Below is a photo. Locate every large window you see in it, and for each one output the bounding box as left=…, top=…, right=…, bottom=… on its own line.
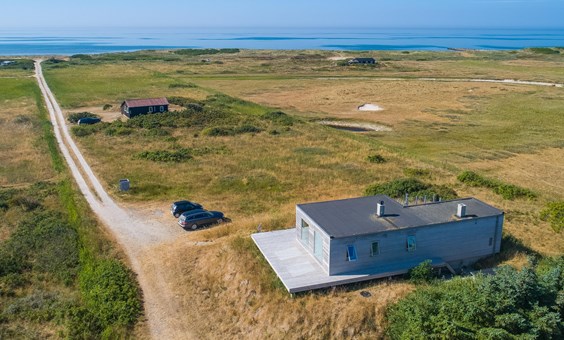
left=314, top=231, right=323, bottom=260
left=346, top=245, right=357, bottom=261
left=407, top=236, right=416, bottom=252
left=371, top=241, right=380, bottom=256
left=300, top=220, right=309, bottom=244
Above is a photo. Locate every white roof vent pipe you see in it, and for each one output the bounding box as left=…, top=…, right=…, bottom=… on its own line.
left=457, top=203, right=467, bottom=218
left=377, top=201, right=385, bottom=217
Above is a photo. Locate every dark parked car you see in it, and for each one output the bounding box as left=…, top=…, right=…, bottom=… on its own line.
left=77, top=117, right=101, bottom=125
left=171, top=200, right=203, bottom=218
left=178, top=209, right=225, bottom=230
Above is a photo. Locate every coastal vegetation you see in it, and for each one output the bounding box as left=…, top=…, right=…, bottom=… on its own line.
left=540, top=201, right=564, bottom=233
left=4, top=47, right=561, bottom=337
left=0, top=65, right=141, bottom=338
left=387, top=257, right=564, bottom=339
left=457, top=170, right=537, bottom=200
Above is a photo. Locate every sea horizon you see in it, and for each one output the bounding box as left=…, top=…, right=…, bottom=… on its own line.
left=1, top=26, right=564, bottom=56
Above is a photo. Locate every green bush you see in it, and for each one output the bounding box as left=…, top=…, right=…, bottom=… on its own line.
left=169, top=83, right=197, bottom=88
left=167, top=96, right=204, bottom=108
left=173, top=48, right=240, bottom=56
left=202, top=126, right=233, bottom=136
left=0, top=59, right=35, bottom=70
left=67, top=112, right=99, bottom=124
left=528, top=47, right=560, bottom=55
left=70, top=54, right=93, bottom=60
left=494, top=183, right=537, bottom=200
left=403, top=168, right=431, bottom=177
left=135, top=148, right=193, bottom=162
left=458, top=170, right=537, bottom=200
left=102, top=104, right=112, bottom=110
left=367, top=154, right=386, bottom=164
left=408, top=260, right=434, bottom=283
left=365, top=178, right=457, bottom=201
left=540, top=201, right=564, bottom=233
left=262, top=111, right=295, bottom=126
left=234, top=124, right=262, bottom=134
left=202, top=124, right=262, bottom=136
left=71, top=124, right=103, bottom=137
left=79, top=259, right=141, bottom=328
left=387, top=259, right=564, bottom=339
left=104, top=125, right=133, bottom=136
left=0, top=211, right=79, bottom=284
left=457, top=170, right=493, bottom=187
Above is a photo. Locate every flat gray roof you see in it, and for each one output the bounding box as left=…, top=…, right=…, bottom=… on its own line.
left=297, top=195, right=503, bottom=239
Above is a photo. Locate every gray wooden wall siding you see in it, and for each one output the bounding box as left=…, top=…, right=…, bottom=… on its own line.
left=296, top=208, right=331, bottom=273
left=327, top=214, right=503, bottom=275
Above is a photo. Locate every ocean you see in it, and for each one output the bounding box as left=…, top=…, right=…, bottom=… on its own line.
left=1, top=27, right=563, bottom=55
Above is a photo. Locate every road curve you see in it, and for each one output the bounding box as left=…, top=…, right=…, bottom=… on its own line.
left=34, top=60, right=187, bottom=339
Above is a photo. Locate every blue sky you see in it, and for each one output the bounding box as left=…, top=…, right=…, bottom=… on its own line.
left=2, top=0, right=563, bottom=28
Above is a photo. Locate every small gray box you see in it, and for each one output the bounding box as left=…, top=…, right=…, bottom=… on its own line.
left=119, top=179, right=130, bottom=191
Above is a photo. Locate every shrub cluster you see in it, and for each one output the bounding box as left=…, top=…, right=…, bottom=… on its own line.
left=528, top=47, right=560, bottom=55
left=403, top=168, right=431, bottom=177
left=387, top=258, right=564, bottom=339
left=540, top=201, right=564, bottom=233
left=202, top=124, right=262, bottom=136
left=173, top=48, right=240, bottom=56
left=365, top=178, right=457, bottom=201
left=367, top=154, right=386, bottom=164
left=135, top=148, right=193, bottom=163
left=0, top=59, right=34, bottom=70
left=261, top=111, right=295, bottom=126
left=458, top=170, right=537, bottom=200
left=67, top=112, right=100, bottom=124
left=79, top=259, right=141, bottom=328
left=169, top=83, right=197, bottom=88
left=0, top=211, right=79, bottom=285
left=167, top=96, right=204, bottom=108
left=407, top=260, right=434, bottom=284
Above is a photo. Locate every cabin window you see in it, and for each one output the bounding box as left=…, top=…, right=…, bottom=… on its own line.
left=346, top=245, right=357, bottom=262
left=149, top=106, right=154, bottom=113
left=300, top=220, right=309, bottom=245
left=370, top=242, right=380, bottom=256
left=489, top=237, right=493, bottom=246
left=407, top=236, right=416, bottom=252
left=160, top=106, right=164, bottom=112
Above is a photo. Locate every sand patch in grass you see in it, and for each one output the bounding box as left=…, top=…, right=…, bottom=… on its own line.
left=358, top=103, right=384, bottom=111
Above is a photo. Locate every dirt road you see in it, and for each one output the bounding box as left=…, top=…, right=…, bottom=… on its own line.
left=34, top=60, right=188, bottom=339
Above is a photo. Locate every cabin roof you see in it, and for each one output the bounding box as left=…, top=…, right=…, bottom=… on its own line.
left=122, top=97, right=169, bottom=108
left=297, top=195, right=503, bottom=238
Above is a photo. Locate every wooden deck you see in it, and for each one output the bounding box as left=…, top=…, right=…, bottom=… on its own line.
left=252, top=229, right=447, bottom=293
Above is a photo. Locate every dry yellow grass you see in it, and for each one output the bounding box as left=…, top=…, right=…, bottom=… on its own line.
left=191, top=78, right=534, bottom=126
left=468, top=148, right=564, bottom=200
left=0, top=84, right=56, bottom=186
left=140, top=234, right=414, bottom=339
